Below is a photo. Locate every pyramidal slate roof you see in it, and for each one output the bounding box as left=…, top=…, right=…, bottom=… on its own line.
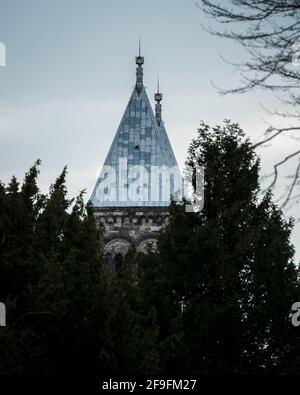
left=90, top=51, right=183, bottom=207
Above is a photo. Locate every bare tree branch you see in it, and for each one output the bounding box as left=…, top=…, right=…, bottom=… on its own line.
left=197, top=0, right=300, bottom=210
left=264, top=149, right=300, bottom=192
left=252, top=127, right=300, bottom=148
left=281, top=159, right=300, bottom=208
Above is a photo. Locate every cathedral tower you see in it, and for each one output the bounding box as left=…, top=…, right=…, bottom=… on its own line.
left=90, top=47, right=184, bottom=267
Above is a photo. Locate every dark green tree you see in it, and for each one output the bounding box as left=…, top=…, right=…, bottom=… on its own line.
left=106, top=246, right=160, bottom=375
left=139, top=121, right=300, bottom=375
left=0, top=164, right=111, bottom=376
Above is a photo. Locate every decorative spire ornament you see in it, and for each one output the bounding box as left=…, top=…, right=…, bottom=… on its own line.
left=154, top=76, right=162, bottom=125
left=135, top=39, right=144, bottom=95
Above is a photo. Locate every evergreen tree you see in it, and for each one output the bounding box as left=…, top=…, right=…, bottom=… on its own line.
left=139, top=121, right=300, bottom=375
left=0, top=164, right=111, bottom=376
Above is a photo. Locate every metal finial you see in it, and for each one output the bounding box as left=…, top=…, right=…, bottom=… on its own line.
left=155, top=76, right=162, bottom=102
left=135, top=39, right=144, bottom=94
left=136, top=38, right=144, bottom=66
left=154, top=76, right=163, bottom=125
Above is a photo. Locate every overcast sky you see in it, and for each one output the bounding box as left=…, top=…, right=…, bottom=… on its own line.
left=0, top=0, right=299, bottom=260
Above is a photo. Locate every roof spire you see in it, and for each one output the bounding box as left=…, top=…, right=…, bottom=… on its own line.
left=155, top=75, right=163, bottom=126
left=135, top=39, right=144, bottom=95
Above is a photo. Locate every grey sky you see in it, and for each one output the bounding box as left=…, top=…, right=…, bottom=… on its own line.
left=0, top=0, right=299, bottom=260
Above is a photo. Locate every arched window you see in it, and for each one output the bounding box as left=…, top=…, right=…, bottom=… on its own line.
left=114, top=253, right=123, bottom=272
left=137, top=239, right=158, bottom=254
